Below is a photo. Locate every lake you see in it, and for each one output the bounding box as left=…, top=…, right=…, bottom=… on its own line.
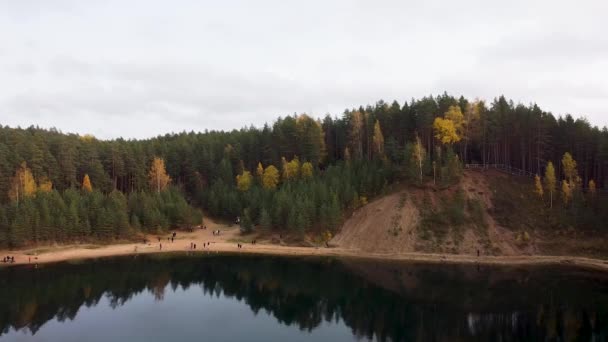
left=0, top=254, right=607, bottom=341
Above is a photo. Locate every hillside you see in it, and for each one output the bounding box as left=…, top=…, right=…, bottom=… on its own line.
left=331, top=170, right=608, bottom=259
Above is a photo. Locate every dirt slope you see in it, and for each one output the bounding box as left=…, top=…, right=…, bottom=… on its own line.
left=330, top=191, right=420, bottom=253
left=331, top=171, right=521, bottom=256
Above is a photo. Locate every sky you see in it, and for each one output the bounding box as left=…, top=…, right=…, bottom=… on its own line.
left=0, top=0, right=607, bottom=139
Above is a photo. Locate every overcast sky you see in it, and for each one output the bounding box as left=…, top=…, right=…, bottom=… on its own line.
left=1, top=0, right=607, bottom=139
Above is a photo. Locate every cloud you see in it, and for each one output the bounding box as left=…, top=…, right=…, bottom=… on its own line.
left=0, top=0, right=607, bottom=138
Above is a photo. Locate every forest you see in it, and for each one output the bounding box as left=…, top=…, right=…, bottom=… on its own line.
left=1, top=93, right=607, bottom=248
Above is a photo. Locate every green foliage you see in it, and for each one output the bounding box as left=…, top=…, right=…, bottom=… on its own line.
left=0, top=93, right=606, bottom=242
left=240, top=208, right=253, bottom=233
left=0, top=186, right=199, bottom=247
left=416, top=189, right=488, bottom=247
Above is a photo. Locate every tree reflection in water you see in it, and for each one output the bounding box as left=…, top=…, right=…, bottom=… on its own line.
left=0, top=254, right=606, bottom=341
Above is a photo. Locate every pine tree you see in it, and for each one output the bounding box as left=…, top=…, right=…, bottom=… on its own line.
left=327, top=193, right=341, bottom=231
left=259, top=208, right=272, bottom=229
left=240, top=208, right=253, bottom=233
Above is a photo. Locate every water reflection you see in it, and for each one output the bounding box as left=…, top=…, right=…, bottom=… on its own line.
left=0, top=254, right=607, bottom=341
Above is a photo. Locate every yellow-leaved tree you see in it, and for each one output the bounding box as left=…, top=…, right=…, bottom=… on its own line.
left=262, top=165, right=280, bottom=190
left=589, top=179, right=597, bottom=200
left=82, top=174, right=93, bottom=192
left=301, top=162, right=313, bottom=179
left=444, top=105, right=464, bottom=136
left=433, top=117, right=461, bottom=145
left=562, top=180, right=571, bottom=206
left=544, top=162, right=556, bottom=208
left=149, top=157, right=171, bottom=193
left=282, top=156, right=300, bottom=181
left=413, top=134, right=426, bottom=182
left=534, top=174, right=544, bottom=199
left=8, top=162, right=37, bottom=202
left=256, top=162, right=264, bottom=182
left=38, top=176, right=53, bottom=192
left=236, top=171, right=253, bottom=192
left=561, top=152, right=578, bottom=183
left=372, top=120, right=385, bottom=159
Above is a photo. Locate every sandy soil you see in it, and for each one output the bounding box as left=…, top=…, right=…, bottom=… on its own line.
left=1, top=217, right=607, bottom=272
left=331, top=171, right=525, bottom=255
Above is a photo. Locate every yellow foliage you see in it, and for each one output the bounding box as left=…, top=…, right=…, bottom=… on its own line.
left=561, top=152, right=578, bottom=183
left=544, top=162, right=557, bottom=208
left=534, top=174, right=544, bottom=198
left=323, top=230, right=332, bottom=243
left=148, top=157, right=171, bottom=193
left=256, top=162, right=264, bottom=181
left=433, top=117, right=461, bottom=145
left=561, top=180, right=571, bottom=206
left=589, top=179, right=597, bottom=197
left=360, top=196, right=368, bottom=205
left=8, top=162, right=37, bottom=202
left=444, top=105, right=464, bottom=134
left=262, top=165, right=280, bottom=190
left=38, top=177, right=53, bottom=192
left=236, top=171, right=253, bottom=192
left=282, top=156, right=300, bottom=181
left=301, top=162, right=313, bottom=179
left=79, top=134, right=96, bottom=142
left=413, top=135, right=426, bottom=181
left=372, top=120, right=385, bottom=158
left=82, top=174, right=93, bottom=192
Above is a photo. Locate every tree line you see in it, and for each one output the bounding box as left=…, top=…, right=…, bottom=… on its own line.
left=0, top=93, right=606, bottom=246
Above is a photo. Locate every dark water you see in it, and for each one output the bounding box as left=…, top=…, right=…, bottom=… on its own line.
left=0, top=254, right=607, bottom=342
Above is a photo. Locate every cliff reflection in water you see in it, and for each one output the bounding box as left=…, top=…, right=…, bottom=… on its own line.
left=0, top=254, right=607, bottom=341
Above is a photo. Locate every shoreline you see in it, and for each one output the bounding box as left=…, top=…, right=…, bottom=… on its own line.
left=2, top=239, right=608, bottom=272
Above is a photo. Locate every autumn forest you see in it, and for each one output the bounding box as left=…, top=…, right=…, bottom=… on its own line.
left=1, top=93, right=607, bottom=248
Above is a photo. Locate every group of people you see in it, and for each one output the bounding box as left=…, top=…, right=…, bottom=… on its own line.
left=2, top=256, right=15, bottom=263
left=212, top=230, right=221, bottom=236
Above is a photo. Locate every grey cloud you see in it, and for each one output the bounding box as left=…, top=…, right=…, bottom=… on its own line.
left=1, top=0, right=607, bottom=138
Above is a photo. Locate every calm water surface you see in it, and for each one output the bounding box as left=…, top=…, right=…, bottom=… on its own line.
left=0, top=254, right=607, bottom=341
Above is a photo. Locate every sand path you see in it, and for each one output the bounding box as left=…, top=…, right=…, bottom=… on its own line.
left=1, top=218, right=608, bottom=272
